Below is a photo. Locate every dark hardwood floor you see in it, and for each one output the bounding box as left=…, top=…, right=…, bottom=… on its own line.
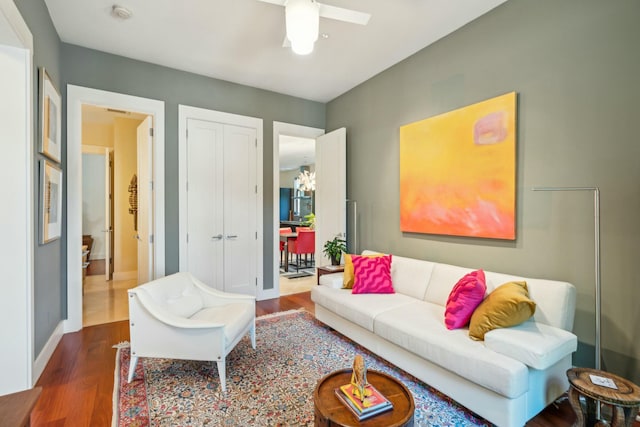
left=30, top=291, right=637, bottom=426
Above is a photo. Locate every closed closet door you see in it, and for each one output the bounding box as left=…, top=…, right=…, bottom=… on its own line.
left=185, top=118, right=257, bottom=296
left=222, top=125, right=257, bottom=295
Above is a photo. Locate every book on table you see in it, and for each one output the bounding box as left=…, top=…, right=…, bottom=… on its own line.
left=335, top=383, right=393, bottom=421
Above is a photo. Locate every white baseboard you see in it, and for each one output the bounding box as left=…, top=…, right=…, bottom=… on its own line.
left=33, top=321, right=64, bottom=385
left=113, top=271, right=137, bottom=281
left=258, top=287, right=279, bottom=301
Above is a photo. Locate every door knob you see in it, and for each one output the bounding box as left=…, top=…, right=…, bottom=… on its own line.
left=226, top=235, right=238, bottom=240
left=211, top=234, right=223, bottom=240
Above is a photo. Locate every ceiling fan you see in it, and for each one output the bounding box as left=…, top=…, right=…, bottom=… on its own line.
left=257, top=0, right=371, bottom=55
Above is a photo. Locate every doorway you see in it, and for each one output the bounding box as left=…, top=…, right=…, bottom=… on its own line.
left=80, top=105, right=149, bottom=326
left=278, top=135, right=317, bottom=295
left=65, top=86, right=165, bottom=333
left=271, top=122, right=324, bottom=299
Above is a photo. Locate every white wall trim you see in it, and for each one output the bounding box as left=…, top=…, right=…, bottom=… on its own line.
left=0, top=0, right=33, bottom=50
left=66, top=85, right=166, bottom=333
left=270, top=122, right=324, bottom=300
left=32, top=321, right=63, bottom=384
left=0, top=0, right=34, bottom=394
left=178, top=105, right=264, bottom=299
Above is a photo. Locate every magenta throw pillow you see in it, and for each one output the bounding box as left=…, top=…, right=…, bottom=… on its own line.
left=351, top=254, right=395, bottom=294
left=444, top=270, right=487, bottom=330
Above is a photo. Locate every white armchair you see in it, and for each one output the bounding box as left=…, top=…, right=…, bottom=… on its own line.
left=127, top=272, right=256, bottom=392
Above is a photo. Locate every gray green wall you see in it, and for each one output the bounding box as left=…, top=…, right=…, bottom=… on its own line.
left=14, top=0, right=65, bottom=358
left=17, top=0, right=324, bottom=357
left=327, top=0, right=640, bottom=382
left=61, top=44, right=325, bottom=288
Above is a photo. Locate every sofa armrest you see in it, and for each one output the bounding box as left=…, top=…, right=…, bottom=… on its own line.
left=484, top=321, right=577, bottom=370
left=319, top=272, right=344, bottom=288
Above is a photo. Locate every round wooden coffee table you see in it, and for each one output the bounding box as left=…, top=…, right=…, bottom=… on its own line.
left=313, top=369, right=415, bottom=427
left=567, top=368, right=640, bottom=427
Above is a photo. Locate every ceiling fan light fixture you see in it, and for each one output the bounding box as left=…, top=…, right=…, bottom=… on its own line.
left=285, top=0, right=319, bottom=55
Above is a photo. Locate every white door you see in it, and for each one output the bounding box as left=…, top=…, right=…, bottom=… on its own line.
left=185, top=118, right=225, bottom=289
left=185, top=119, right=257, bottom=295
left=222, top=125, right=257, bottom=295
left=315, top=128, right=347, bottom=265
left=136, top=116, right=154, bottom=284
left=104, top=148, right=113, bottom=281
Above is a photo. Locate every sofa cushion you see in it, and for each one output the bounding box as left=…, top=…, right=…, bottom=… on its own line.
left=352, top=254, right=394, bottom=294
left=484, top=321, right=577, bottom=370
left=311, top=286, right=415, bottom=332
left=374, top=301, right=529, bottom=398
left=388, top=254, right=435, bottom=300
left=444, top=269, right=487, bottom=330
left=343, top=253, right=383, bottom=289
left=483, top=271, right=576, bottom=331
left=469, top=281, right=536, bottom=341
left=424, top=263, right=476, bottom=306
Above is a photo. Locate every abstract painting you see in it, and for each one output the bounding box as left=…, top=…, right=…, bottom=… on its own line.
left=400, top=92, right=517, bottom=239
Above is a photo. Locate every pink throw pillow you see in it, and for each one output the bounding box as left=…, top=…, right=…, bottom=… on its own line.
left=351, top=255, right=395, bottom=294
left=444, top=270, right=487, bottom=330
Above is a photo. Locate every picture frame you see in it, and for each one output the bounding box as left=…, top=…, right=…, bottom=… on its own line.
left=40, top=159, right=63, bottom=244
left=39, top=67, right=62, bottom=163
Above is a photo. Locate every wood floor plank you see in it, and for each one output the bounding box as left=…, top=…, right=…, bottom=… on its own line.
left=30, top=292, right=638, bottom=427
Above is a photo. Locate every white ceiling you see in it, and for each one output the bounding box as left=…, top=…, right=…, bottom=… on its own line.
left=44, top=0, right=508, bottom=103
left=279, top=134, right=315, bottom=171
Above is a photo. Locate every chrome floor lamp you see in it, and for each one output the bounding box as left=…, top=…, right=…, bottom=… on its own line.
left=531, top=186, right=601, bottom=370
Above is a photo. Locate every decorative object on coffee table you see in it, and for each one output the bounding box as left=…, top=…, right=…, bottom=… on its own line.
left=567, top=367, right=640, bottom=427
left=351, top=354, right=368, bottom=400
left=314, top=368, right=414, bottom=427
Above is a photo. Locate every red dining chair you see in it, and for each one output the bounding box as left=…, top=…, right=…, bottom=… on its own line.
left=290, top=229, right=315, bottom=272
left=279, top=227, right=292, bottom=267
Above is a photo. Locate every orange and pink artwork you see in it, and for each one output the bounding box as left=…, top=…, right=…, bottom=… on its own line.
left=399, top=92, right=517, bottom=240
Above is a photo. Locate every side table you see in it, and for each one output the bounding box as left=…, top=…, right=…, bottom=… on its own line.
left=567, top=368, right=640, bottom=427
left=317, top=265, right=344, bottom=286
left=314, top=369, right=414, bottom=427
left=0, top=386, right=42, bottom=426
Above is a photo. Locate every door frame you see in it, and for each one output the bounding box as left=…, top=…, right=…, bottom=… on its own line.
left=66, top=85, right=165, bottom=332
left=0, top=0, right=34, bottom=392
left=178, top=105, right=264, bottom=297
left=269, top=122, right=324, bottom=300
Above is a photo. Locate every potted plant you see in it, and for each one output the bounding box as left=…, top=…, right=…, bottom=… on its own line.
left=323, top=236, right=347, bottom=266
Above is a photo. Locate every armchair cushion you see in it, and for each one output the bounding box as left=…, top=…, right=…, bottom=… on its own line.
left=190, top=302, right=255, bottom=342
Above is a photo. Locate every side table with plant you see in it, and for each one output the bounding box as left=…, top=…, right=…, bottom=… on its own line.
left=323, top=236, right=347, bottom=266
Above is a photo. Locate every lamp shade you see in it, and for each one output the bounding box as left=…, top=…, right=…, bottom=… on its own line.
left=285, top=0, right=319, bottom=55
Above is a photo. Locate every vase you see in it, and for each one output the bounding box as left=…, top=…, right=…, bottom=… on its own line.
left=330, top=255, right=340, bottom=266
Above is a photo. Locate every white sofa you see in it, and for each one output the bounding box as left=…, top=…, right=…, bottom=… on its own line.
left=311, top=251, right=577, bottom=427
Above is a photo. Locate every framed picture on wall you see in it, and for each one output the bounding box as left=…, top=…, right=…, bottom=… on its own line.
left=40, top=159, right=63, bottom=244
left=39, top=67, right=61, bottom=163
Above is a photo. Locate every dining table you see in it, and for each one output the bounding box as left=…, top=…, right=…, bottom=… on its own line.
left=279, top=232, right=297, bottom=272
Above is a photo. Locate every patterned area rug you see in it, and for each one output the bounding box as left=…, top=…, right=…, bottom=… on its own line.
left=113, top=310, right=492, bottom=426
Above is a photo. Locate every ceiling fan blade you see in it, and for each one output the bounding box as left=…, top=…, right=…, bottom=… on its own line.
left=256, top=0, right=287, bottom=6
left=317, top=2, right=370, bottom=25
